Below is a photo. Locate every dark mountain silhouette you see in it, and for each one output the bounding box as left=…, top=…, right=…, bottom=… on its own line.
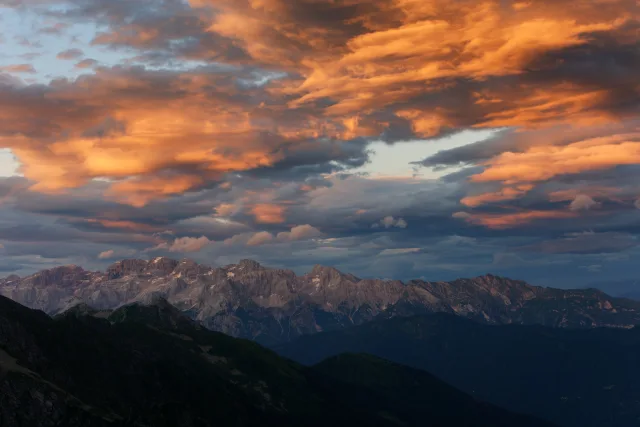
left=0, top=295, right=555, bottom=427
left=275, top=313, right=640, bottom=427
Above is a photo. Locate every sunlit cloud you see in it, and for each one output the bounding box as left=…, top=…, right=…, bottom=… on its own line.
left=0, top=0, right=637, bottom=284
left=569, top=195, right=600, bottom=211
left=97, top=249, right=114, bottom=259
left=251, top=204, right=286, bottom=224
left=152, top=235, right=212, bottom=253
left=0, top=64, right=36, bottom=74
left=453, top=210, right=577, bottom=229
left=56, top=48, right=84, bottom=60
left=471, top=133, right=640, bottom=186
left=276, top=224, right=323, bottom=241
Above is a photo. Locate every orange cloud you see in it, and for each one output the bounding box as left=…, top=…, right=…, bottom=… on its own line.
left=97, top=249, right=115, bottom=259
left=548, top=187, right=622, bottom=202
left=0, top=68, right=311, bottom=205
left=85, top=219, right=161, bottom=232
left=472, top=132, right=640, bottom=185
left=455, top=210, right=577, bottom=229
left=106, top=175, right=207, bottom=207
left=0, top=64, right=36, bottom=74
left=461, top=184, right=534, bottom=207
left=182, top=0, right=639, bottom=148
left=474, top=86, right=618, bottom=130
left=458, top=129, right=640, bottom=210
left=251, top=203, right=286, bottom=224
left=1, top=0, right=637, bottom=214
left=1, top=64, right=376, bottom=205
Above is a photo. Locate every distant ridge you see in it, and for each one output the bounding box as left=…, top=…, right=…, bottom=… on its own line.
left=2, top=257, right=639, bottom=345
left=275, top=313, right=640, bottom=427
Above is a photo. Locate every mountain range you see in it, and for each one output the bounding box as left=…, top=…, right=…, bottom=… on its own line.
left=1, top=257, right=639, bottom=345
left=0, top=294, right=554, bottom=427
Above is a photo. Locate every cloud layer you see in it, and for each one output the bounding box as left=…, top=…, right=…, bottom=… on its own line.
left=0, top=0, right=638, bottom=290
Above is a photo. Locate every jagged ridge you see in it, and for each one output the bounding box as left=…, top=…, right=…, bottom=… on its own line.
left=1, top=257, right=639, bottom=345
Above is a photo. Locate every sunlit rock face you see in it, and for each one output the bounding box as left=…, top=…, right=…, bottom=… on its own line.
left=1, top=258, right=638, bottom=345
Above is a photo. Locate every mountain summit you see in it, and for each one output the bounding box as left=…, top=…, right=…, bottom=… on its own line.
left=1, top=258, right=639, bottom=345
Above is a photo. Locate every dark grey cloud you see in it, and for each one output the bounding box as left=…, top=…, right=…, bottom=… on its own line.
left=245, top=137, right=372, bottom=181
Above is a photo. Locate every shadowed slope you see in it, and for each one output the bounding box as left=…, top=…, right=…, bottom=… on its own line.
left=276, top=313, right=640, bottom=427
left=0, top=296, right=555, bottom=427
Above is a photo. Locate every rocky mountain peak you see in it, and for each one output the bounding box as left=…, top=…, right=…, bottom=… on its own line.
left=172, top=258, right=212, bottom=279
left=23, top=265, right=88, bottom=288
left=148, top=257, right=180, bottom=274
left=310, top=264, right=342, bottom=278
left=308, top=264, right=360, bottom=284
left=106, top=259, right=149, bottom=279
left=237, top=259, right=263, bottom=271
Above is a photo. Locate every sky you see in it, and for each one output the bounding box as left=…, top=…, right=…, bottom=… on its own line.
left=0, top=0, right=638, bottom=293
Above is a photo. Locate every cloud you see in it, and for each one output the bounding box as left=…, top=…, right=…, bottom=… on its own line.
left=39, top=22, right=70, bottom=35
left=0, top=64, right=36, bottom=74
left=276, top=224, right=322, bottom=242
left=418, top=123, right=639, bottom=169
left=56, top=48, right=84, bottom=60
left=0, top=0, right=638, bottom=287
left=569, top=195, right=600, bottom=211
left=373, top=216, right=408, bottom=229
left=223, top=225, right=322, bottom=248
left=379, top=248, right=422, bottom=256
left=0, top=65, right=372, bottom=206
left=251, top=204, right=286, bottom=224
left=75, top=58, right=99, bottom=69
left=153, top=235, right=212, bottom=253
left=189, top=0, right=638, bottom=142
left=223, top=231, right=272, bottom=247
left=97, top=249, right=114, bottom=259
left=0, top=0, right=636, bottom=222
left=471, top=133, right=640, bottom=187
left=454, top=210, right=577, bottom=229
left=438, top=122, right=640, bottom=212
left=247, top=231, right=274, bottom=246
left=461, top=185, right=534, bottom=207
left=548, top=186, right=621, bottom=203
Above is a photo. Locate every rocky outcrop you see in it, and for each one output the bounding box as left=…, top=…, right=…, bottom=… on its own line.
left=1, top=258, right=639, bottom=345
